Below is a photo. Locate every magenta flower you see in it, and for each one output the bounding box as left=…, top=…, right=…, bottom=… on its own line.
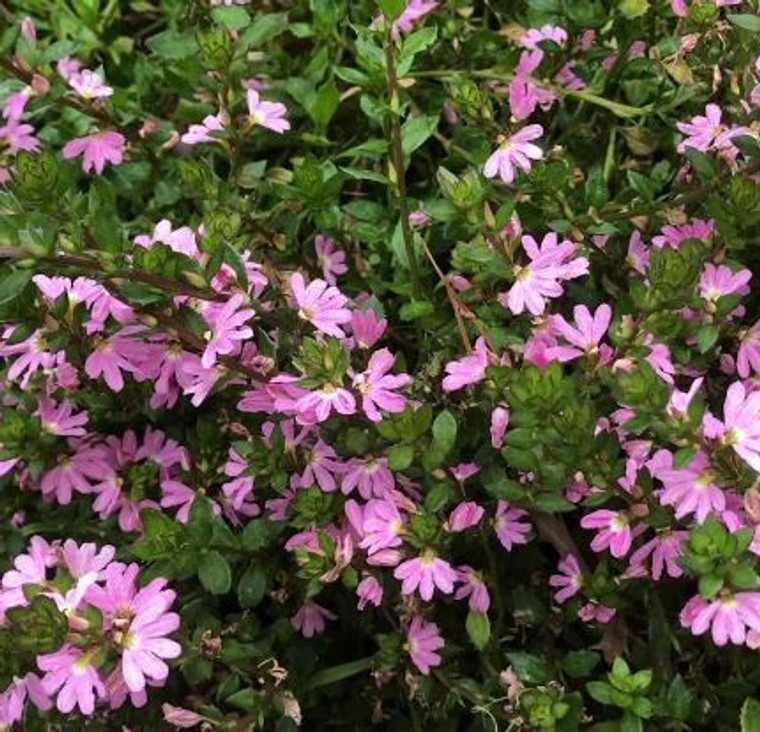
left=356, top=574, right=383, bottom=610
left=677, top=103, right=726, bottom=153
left=405, top=616, right=444, bottom=675
left=521, top=24, right=568, bottom=48
left=350, top=310, right=387, bottom=349
left=61, top=540, right=115, bottom=581
left=490, top=406, right=510, bottom=448
left=394, top=549, right=458, bottom=601
left=681, top=592, right=760, bottom=646
left=493, top=501, right=531, bottom=551
left=247, top=90, right=290, bottom=134
left=626, top=230, right=650, bottom=274
left=483, top=125, right=544, bottom=185
left=545, top=304, right=612, bottom=363
left=738, top=322, right=760, bottom=378
left=549, top=555, right=583, bottom=604
left=341, top=456, right=394, bottom=499
left=40, top=441, right=114, bottom=505
left=315, top=235, right=348, bottom=285
left=201, top=294, right=255, bottom=368
left=297, top=439, right=344, bottom=492
left=712, top=382, right=760, bottom=472
left=37, top=397, right=89, bottom=437
left=628, top=530, right=687, bottom=580
left=454, top=566, right=490, bottom=612
left=63, top=130, right=125, bottom=174
left=181, top=114, right=225, bottom=145
left=294, top=384, right=356, bottom=423
left=666, top=377, right=704, bottom=418
left=0, top=673, right=51, bottom=726
left=290, top=272, right=351, bottom=338
left=390, top=0, right=438, bottom=38
left=700, top=263, right=751, bottom=304
left=581, top=509, right=633, bottom=558
left=353, top=348, right=411, bottom=422
left=578, top=602, right=616, bottom=624
left=85, top=331, right=141, bottom=391
left=447, top=501, right=484, bottom=532
left=656, top=451, right=725, bottom=524
left=500, top=233, right=589, bottom=316
left=442, top=336, right=490, bottom=392
left=68, top=69, right=113, bottom=100
left=291, top=602, right=336, bottom=637
left=360, top=499, right=406, bottom=555
left=0, top=119, right=41, bottom=153
left=37, top=646, right=106, bottom=715
left=652, top=218, right=713, bottom=249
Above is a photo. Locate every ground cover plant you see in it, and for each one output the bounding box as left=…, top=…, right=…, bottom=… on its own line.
left=2, top=0, right=760, bottom=729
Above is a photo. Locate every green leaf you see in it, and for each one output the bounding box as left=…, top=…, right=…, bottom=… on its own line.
left=401, top=115, right=439, bottom=157
left=684, top=148, right=715, bottom=179
left=432, top=410, right=457, bottom=456
left=309, top=79, right=340, bottom=129
left=237, top=565, right=267, bottom=608
left=621, top=712, right=643, bottom=732
left=562, top=650, right=600, bottom=679
left=619, top=0, right=649, bottom=19
left=666, top=675, right=694, bottom=722
left=402, top=26, right=438, bottom=56
left=387, top=444, right=414, bottom=471
left=741, top=698, right=760, bottom=732
left=698, top=572, right=723, bottom=599
left=198, top=551, right=232, bottom=595
left=506, top=652, right=553, bottom=683
left=465, top=611, right=491, bottom=650
left=728, top=14, right=760, bottom=32
left=0, top=269, right=32, bottom=305
left=533, top=492, right=575, bottom=512
left=399, top=300, right=435, bottom=321
left=146, top=31, right=199, bottom=59
left=586, top=680, right=614, bottom=705
left=305, top=657, right=373, bottom=690
left=210, top=6, right=251, bottom=29
left=239, top=12, right=288, bottom=49
left=379, top=0, right=406, bottom=21
left=697, top=324, right=720, bottom=353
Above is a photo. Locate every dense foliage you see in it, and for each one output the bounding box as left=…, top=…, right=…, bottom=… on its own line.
left=2, top=0, right=760, bottom=729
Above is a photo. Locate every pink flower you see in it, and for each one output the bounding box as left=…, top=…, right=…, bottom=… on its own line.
left=549, top=555, right=583, bottom=604
left=483, top=125, right=544, bottom=185
left=490, top=406, right=510, bottom=448
left=290, top=272, right=351, bottom=338
left=291, top=602, right=336, bottom=637
left=677, top=103, right=727, bottom=153
left=442, top=336, right=490, bottom=392
left=447, top=501, right=484, bottom=532
left=700, top=263, right=751, bottom=304
left=0, top=118, right=40, bottom=153
left=545, top=304, right=612, bottom=363
left=680, top=592, right=760, bottom=646
left=667, top=377, right=704, bottom=418
left=63, top=131, right=125, bottom=174
left=493, top=501, right=531, bottom=551
left=315, top=235, right=347, bottom=285
left=39, top=441, right=114, bottom=505
left=360, top=498, right=406, bottom=555
left=353, top=348, right=411, bottom=422
left=626, top=230, right=650, bottom=274
left=38, top=646, right=106, bottom=715
left=408, top=208, right=429, bottom=227
left=0, top=674, right=50, bottom=726
left=356, top=574, right=383, bottom=610
left=36, top=397, right=89, bottom=437
left=350, top=310, right=387, bottom=349
left=294, top=384, right=356, bottom=423
left=712, top=381, right=760, bottom=472
left=521, top=24, right=568, bottom=48
left=652, top=218, right=714, bottom=249
left=85, top=331, right=141, bottom=391
left=391, top=0, right=438, bottom=38
left=201, top=294, right=255, bottom=368
left=581, top=509, right=633, bottom=558
left=394, top=550, right=457, bottom=601
left=68, top=69, right=113, bottom=100
left=341, top=456, right=394, bottom=499
left=247, top=90, right=290, bottom=134
left=454, top=566, right=490, bottom=612
left=57, top=57, right=82, bottom=80
left=181, top=114, right=225, bottom=145
left=628, top=531, right=687, bottom=580
left=738, top=322, right=760, bottom=378
left=578, top=602, right=616, bottom=624
left=405, top=616, right=444, bottom=675
left=297, top=439, right=344, bottom=492
left=655, top=451, right=725, bottom=523
left=500, top=233, right=589, bottom=316
left=162, top=704, right=213, bottom=728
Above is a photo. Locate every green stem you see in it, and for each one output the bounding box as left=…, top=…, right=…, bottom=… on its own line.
left=385, top=35, right=422, bottom=299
